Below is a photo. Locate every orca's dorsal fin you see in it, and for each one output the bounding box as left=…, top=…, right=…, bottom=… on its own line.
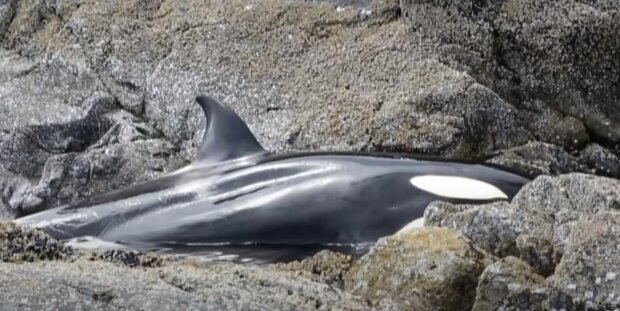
left=194, top=95, right=267, bottom=164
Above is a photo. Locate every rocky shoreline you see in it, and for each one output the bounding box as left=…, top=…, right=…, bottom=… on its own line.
left=1, top=0, right=619, bottom=310
left=0, top=172, right=618, bottom=310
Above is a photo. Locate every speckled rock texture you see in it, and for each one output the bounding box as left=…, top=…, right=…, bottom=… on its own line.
left=427, top=173, right=620, bottom=310
left=472, top=256, right=547, bottom=311
left=546, top=212, right=620, bottom=310
left=0, top=259, right=375, bottom=311
left=0, top=220, right=381, bottom=310
left=344, top=227, right=493, bottom=310
left=0, top=221, right=73, bottom=262
left=274, top=249, right=355, bottom=289
left=1, top=0, right=620, bottom=310
left=400, top=0, right=620, bottom=147
left=1, top=0, right=619, bottom=216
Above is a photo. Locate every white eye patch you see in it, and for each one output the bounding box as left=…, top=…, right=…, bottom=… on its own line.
left=409, top=175, right=508, bottom=200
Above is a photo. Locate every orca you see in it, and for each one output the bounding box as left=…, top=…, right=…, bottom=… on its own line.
left=14, top=95, right=531, bottom=252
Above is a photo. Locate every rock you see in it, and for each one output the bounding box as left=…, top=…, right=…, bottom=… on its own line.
left=0, top=0, right=16, bottom=40
left=579, top=143, right=620, bottom=178
left=520, top=100, right=590, bottom=151
left=1, top=93, right=182, bottom=215
left=513, top=227, right=554, bottom=277
left=546, top=212, right=620, bottom=310
left=487, top=141, right=587, bottom=177
left=513, top=173, right=620, bottom=225
left=0, top=52, right=104, bottom=130
left=368, top=59, right=530, bottom=158
left=158, top=262, right=372, bottom=311
left=0, top=259, right=372, bottom=310
left=0, top=220, right=377, bottom=310
left=472, top=256, right=547, bottom=311
left=0, top=221, right=73, bottom=262
left=425, top=200, right=555, bottom=276
left=0, top=91, right=115, bottom=178
left=426, top=173, right=620, bottom=276
left=400, top=0, right=620, bottom=148
left=492, top=0, right=620, bottom=145
left=425, top=201, right=533, bottom=258
left=274, top=250, right=354, bottom=289
left=344, top=227, right=492, bottom=311
left=426, top=175, right=620, bottom=310
left=4, top=0, right=537, bottom=161
left=88, top=249, right=164, bottom=269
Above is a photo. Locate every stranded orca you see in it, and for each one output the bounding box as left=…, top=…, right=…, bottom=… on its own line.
left=15, top=95, right=531, bottom=255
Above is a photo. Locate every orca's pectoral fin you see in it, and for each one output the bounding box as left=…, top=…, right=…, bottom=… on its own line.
left=195, top=96, right=267, bottom=165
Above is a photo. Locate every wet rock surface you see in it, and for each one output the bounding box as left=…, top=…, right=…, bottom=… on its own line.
left=1, top=0, right=620, bottom=310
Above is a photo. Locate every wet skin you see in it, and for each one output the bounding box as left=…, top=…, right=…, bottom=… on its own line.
left=15, top=96, right=531, bottom=251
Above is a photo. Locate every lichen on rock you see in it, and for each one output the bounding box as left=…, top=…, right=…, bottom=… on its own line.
left=344, top=227, right=493, bottom=310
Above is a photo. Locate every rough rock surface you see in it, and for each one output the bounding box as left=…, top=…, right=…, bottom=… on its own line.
left=427, top=173, right=620, bottom=275
left=0, top=221, right=73, bottom=262
left=1, top=0, right=620, bottom=310
left=2, top=0, right=619, bottom=218
left=487, top=141, right=588, bottom=177
left=0, top=259, right=373, bottom=311
left=400, top=0, right=620, bottom=146
left=547, top=212, right=620, bottom=310
left=368, top=59, right=530, bottom=157
left=274, top=249, right=354, bottom=289
left=0, top=220, right=377, bottom=310
left=513, top=173, right=620, bottom=225
left=0, top=90, right=182, bottom=216
left=344, top=227, right=492, bottom=311
left=578, top=143, right=620, bottom=178
left=425, top=201, right=534, bottom=259
left=427, top=174, right=620, bottom=310
left=472, top=256, right=547, bottom=311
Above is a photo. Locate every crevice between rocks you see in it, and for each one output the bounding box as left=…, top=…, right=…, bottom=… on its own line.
left=43, top=4, right=176, bottom=149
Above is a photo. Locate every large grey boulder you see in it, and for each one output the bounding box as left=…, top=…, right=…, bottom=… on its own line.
left=472, top=256, right=547, bottom=311
left=344, top=227, right=492, bottom=311
left=427, top=173, right=620, bottom=276
left=427, top=173, right=620, bottom=310
left=400, top=0, right=620, bottom=147
left=1, top=0, right=620, bottom=310
left=546, top=212, right=620, bottom=310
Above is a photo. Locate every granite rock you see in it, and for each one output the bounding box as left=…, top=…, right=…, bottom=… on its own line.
left=472, top=256, right=547, bottom=311
left=546, top=212, right=620, bottom=310
left=344, top=227, right=492, bottom=311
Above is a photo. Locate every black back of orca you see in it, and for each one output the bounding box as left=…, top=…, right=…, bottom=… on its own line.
left=15, top=95, right=531, bottom=249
